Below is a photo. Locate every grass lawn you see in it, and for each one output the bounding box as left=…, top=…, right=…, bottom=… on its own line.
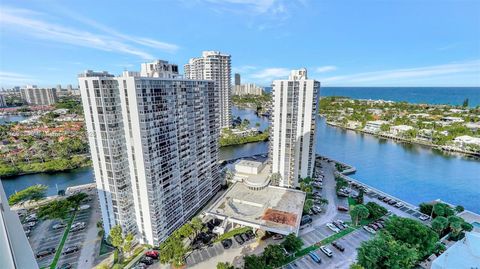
left=49, top=212, right=76, bottom=269
left=120, top=246, right=147, bottom=267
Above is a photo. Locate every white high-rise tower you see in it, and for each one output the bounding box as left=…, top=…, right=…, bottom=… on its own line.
left=270, top=68, right=320, bottom=187
left=78, top=60, right=221, bottom=245
left=185, top=51, right=232, bottom=128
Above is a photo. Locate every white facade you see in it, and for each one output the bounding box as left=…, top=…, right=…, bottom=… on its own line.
left=390, top=125, right=414, bottom=135
left=364, top=120, right=389, bottom=133
left=0, top=183, right=39, bottom=269
left=21, top=87, right=57, bottom=105
left=232, top=83, right=263, bottom=96
left=79, top=62, right=221, bottom=246
left=270, top=69, right=320, bottom=187
left=0, top=94, right=6, bottom=107
left=185, top=51, right=232, bottom=128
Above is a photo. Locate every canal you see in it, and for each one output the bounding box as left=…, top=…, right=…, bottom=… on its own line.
left=2, top=107, right=479, bottom=213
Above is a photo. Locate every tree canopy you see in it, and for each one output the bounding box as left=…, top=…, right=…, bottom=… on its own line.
left=357, top=232, right=418, bottom=269
left=384, top=217, right=438, bottom=257
left=37, top=199, right=72, bottom=220
left=365, top=202, right=387, bottom=220
left=351, top=204, right=370, bottom=226
left=8, top=184, right=47, bottom=205
left=281, top=233, right=303, bottom=253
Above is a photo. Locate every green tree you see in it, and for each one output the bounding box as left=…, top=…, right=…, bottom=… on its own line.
left=37, top=199, right=72, bottom=220
left=244, top=254, right=267, bottom=269
left=380, top=124, right=390, bottom=132
left=419, top=203, right=433, bottom=215
left=8, top=184, right=47, bottom=205
left=217, top=262, right=235, bottom=269
left=365, top=202, right=388, bottom=220
left=350, top=263, right=365, bottom=269
left=66, top=192, right=88, bottom=209
left=108, top=225, right=125, bottom=262
left=262, top=244, right=287, bottom=267
left=385, top=216, right=439, bottom=257
left=433, top=203, right=445, bottom=217
left=431, top=216, right=448, bottom=235
left=282, top=233, right=303, bottom=253
left=357, top=232, right=418, bottom=269
left=303, top=199, right=314, bottom=214
left=455, top=205, right=465, bottom=213
left=122, top=233, right=134, bottom=257
left=351, top=204, right=369, bottom=226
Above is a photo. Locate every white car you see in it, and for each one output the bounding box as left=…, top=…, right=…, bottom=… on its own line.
left=272, top=234, right=284, bottom=240
left=25, top=221, right=36, bottom=228
left=79, top=205, right=90, bottom=210
left=320, top=246, right=333, bottom=257
left=326, top=223, right=340, bottom=233
left=336, top=219, right=348, bottom=227
left=70, top=222, right=86, bottom=231
left=363, top=225, right=376, bottom=234
left=418, top=215, right=430, bottom=221
left=395, top=202, right=404, bottom=208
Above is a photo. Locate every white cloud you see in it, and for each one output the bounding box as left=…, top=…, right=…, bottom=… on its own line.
left=249, top=67, right=291, bottom=84
left=315, top=66, right=337, bottom=73
left=321, top=60, right=480, bottom=86
left=0, top=71, right=37, bottom=85
left=0, top=7, right=179, bottom=59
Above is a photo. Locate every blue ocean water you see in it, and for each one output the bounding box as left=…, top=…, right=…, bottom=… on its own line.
left=264, top=87, right=480, bottom=107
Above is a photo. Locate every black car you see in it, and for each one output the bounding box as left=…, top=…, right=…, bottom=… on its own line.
left=234, top=234, right=244, bottom=245
left=140, top=257, right=154, bottom=265
left=245, top=230, right=255, bottom=240
left=221, top=239, right=233, bottom=249
left=62, top=246, right=79, bottom=255
left=332, top=241, right=345, bottom=252
left=36, top=248, right=56, bottom=258
left=241, top=233, right=249, bottom=242
left=57, top=263, right=72, bottom=269
left=376, top=195, right=385, bottom=200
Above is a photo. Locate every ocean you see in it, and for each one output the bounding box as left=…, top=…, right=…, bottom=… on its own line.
left=264, top=87, right=480, bottom=107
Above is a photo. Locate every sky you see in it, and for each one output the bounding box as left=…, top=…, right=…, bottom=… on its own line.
left=0, top=0, right=479, bottom=88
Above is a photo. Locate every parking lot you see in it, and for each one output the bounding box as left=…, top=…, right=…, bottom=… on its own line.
left=26, top=192, right=96, bottom=269
left=284, top=229, right=373, bottom=269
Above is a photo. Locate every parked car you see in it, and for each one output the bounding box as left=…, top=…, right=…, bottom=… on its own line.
left=332, top=221, right=344, bottom=230
left=337, top=206, right=349, bottom=212
left=336, top=219, right=348, bottom=227
left=245, top=230, right=255, bottom=240
left=70, top=222, right=86, bottom=232
left=26, top=221, right=36, bottom=228
left=57, top=263, right=72, bottom=269
left=62, top=246, right=79, bottom=255
left=308, top=252, right=322, bottom=264
left=25, top=229, right=31, bottom=236
left=145, top=250, right=159, bottom=259
left=36, top=248, right=56, bottom=258
left=320, top=246, right=333, bottom=257
left=395, top=202, right=404, bottom=208
left=272, top=234, right=284, bottom=240
left=241, top=233, right=249, bottom=242
left=221, top=239, right=233, bottom=249
left=234, top=234, right=244, bottom=245
left=301, top=215, right=312, bottom=226
left=369, top=223, right=379, bottom=231
left=52, top=223, right=66, bottom=230
left=132, top=264, right=147, bottom=269
left=332, top=241, right=345, bottom=252
left=363, top=225, right=376, bottom=234
left=377, top=195, right=385, bottom=200
left=419, top=215, right=430, bottom=221
left=326, top=223, right=340, bottom=233
left=79, top=204, right=90, bottom=210
left=383, top=197, right=391, bottom=202
left=139, top=257, right=154, bottom=265
left=25, top=214, right=37, bottom=222
left=388, top=200, right=397, bottom=205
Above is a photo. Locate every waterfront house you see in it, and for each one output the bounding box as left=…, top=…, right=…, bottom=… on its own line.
left=363, top=120, right=389, bottom=133
left=453, top=135, right=480, bottom=150
left=465, top=122, right=480, bottom=132
left=441, top=116, right=465, bottom=124
left=390, top=125, right=414, bottom=136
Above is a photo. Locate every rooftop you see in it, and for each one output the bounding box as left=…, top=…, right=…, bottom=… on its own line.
left=431, top=232, right=480, bottom=269
left=206, top=181, right=306, bottom=235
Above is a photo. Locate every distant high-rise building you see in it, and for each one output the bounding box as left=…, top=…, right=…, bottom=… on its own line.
left=234, top=73, right=241, bottom=86
left=232, top=83, right=263, bottom=96
left=270, top=69, right=320, bottom=187
left=67, top=84, right=73, bottom=92
left=0, top=183, right=39, bottom=269
left=21, top=87, right=57, bottom=105
left=185, top=51, right=232, bottom=128
left=56, top=84, right=62, bottom=92
left=0, top=94, right=6, bottom=107
left=79, top=60, right=221, bottom=245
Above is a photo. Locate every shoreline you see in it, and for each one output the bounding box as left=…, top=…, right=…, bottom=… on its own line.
left=325, top=121, right=480, bottom=158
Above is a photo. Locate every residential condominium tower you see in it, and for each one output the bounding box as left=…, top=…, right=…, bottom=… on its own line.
left=184, top=51, right=232, bottom=128
left=270, top=69, right=320, bottom=188
left=78, top=60, right=221, bottom=245
left=21, top=86, right=57, bottom=105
